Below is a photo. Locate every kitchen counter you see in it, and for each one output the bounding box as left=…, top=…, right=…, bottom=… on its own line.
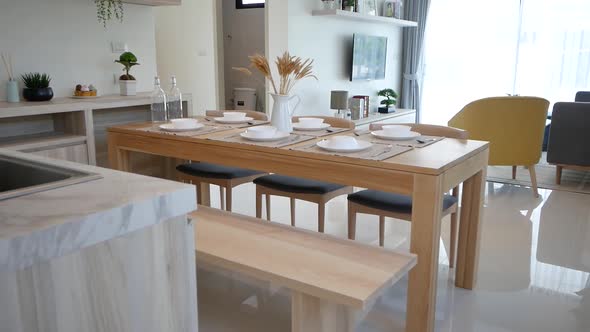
left=0, top=148, right=196, bottom=272
left=0, top=149, right=199, bottom=332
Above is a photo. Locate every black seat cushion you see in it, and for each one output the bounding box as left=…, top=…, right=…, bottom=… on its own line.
left=253, top=174, right=346, bottom=194
left=176, top=162, right=264, bottom=180
left=347, top=190, right=458, bottom=214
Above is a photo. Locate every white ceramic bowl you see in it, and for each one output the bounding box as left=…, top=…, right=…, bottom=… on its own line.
left=223, top=112, right=247, bottom=121
left=382, top=125, right=412, bottom=136
left=246, top=126, right=277, bottom=139
left=170, top=118, right=199, bottom=129
left=297, top=117, right=325, bottom=128
left=326, top=136, right=358, bottom=149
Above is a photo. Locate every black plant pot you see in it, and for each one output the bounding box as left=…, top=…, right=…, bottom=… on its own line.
left=23, top=87, right=54, bottom=102
left=378, top=106, right=396, bottom=114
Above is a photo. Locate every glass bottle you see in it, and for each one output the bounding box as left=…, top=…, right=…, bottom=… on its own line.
left=150, top=76, right=167, bottom=122
left=167, top=76, right=183, bottom=120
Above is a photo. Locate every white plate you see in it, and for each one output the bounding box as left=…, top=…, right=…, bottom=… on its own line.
left=316, top=139, right=373, bottom=153
left=240, top=131, right=290, bottom=142
left=371, top=130, right=421, bottom=141
left=292, top=123, right=331, bottom=131
left=214, top=116, right=254, bottom=124
left=159, top=123, right=204, bottom=132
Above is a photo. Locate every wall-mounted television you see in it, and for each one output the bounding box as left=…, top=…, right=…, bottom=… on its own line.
left=350, top=34, right=388, bottom=81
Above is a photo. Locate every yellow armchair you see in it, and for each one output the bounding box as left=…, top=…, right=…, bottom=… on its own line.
left=448, top=96, right=549, bottom=197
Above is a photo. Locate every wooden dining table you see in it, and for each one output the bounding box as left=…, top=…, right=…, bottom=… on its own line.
left=107, top=120, right=489, bottom=332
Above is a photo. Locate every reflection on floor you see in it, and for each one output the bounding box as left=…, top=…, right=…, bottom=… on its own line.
left=197, top=182, right=590, bottom=332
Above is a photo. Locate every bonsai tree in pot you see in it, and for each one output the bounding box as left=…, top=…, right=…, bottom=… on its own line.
left=343, top=0, right=355, bottom=11
left=115, top=52, right=140, bottom=96
left=377, top=88, right=398, bottom=113
left=21, top=73, right=53, bottom=102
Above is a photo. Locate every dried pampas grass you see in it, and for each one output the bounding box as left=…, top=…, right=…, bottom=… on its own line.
left=233, top=52, right=317, bottom=95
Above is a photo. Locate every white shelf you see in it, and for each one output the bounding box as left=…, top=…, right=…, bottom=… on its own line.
left=312, top=9, right=417, bottom=27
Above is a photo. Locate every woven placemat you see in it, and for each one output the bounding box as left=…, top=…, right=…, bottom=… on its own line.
left=208, top=132, right=315, bottom=148
left=135, top=124, right=230, bottom=137
left=291, top=141, right=412, bottom=161
left=292, top=127, right=350, bottom=137
left=357, top=133, right=445, bottom=148
left=199, top=117, right=270, bottom=129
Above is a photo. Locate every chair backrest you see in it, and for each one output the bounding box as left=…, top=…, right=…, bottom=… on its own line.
left=448, top=96, right=549, bottom=166
left=369, top=123, right=468, bottom=139
left=575, top=91, right=590, bottom=102
left=547, top=102, right=590, bottom=167
left=292, top=116, right=355, bottom=129
left=206, top=110, right=268, bottom=121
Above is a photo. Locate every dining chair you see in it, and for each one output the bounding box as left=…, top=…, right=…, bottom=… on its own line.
left=348, top=123, right=468, bottom=268
left=575, top=91, right=590, bottom=102
left=205, top=110, right=268, bottom=121
left=176, top=110, right=269, bottom=211
left=448, top=96, right=549, bottom=197
left=254, top=116, right=356, bottom=232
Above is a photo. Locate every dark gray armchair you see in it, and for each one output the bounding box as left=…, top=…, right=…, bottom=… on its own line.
left=546, top=102, right=590, bottom=184
left=575, top=91, right=590, bottom=102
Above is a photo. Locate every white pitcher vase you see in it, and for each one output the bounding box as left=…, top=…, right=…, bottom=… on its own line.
left=270, top=93, right=301, bottom=133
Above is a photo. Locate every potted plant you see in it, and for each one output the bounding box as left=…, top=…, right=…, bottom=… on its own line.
left=343, top=0, right=355, bottom=11
left=95, top=0, right=124, bottom=27
left=115, top=52, right=140, bottom=96
left=21, top=73, right=53, bottom=102
left=377, top=88, right=397, bottom=113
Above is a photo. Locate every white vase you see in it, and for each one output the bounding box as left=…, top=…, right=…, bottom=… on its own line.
left=270, top=93, right=301, bottom=133
left=119, top=80, right=137, bottom=96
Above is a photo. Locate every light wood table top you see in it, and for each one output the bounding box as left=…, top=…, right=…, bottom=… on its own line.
left=107, top=120, right=490, bottom=332
left=192, top=206, right=416, bottom=310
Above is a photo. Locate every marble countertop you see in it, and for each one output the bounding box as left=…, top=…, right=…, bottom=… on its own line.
left=0, top=149, right=196, bottom=272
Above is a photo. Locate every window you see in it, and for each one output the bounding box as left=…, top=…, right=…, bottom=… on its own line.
left=236, top=0, right=265, bottom=9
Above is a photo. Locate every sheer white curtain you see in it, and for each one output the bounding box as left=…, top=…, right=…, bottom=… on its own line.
left=515, top=0, right=590, bottom=103
left=421, top=0, right=590, bottom=125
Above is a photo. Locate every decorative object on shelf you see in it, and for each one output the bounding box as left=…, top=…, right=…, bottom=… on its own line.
left=115, top=52, right=139, bottom=96
left=330, top=90, right=349, bottom=118
left=234, top=52, right=316, bottom=133
left=382, top=0, right=395, bottom=17
left=95, top=0, right=124, bottom=28
left=21, top=73, right=53, bottom=102
left=350, top=97, right=365, bottom=120
left=342, top=0, right=355, bottom=11
left=321, top=0, right=338, bottom=10
left=377, top=88, right=397, bottom=113
left=353, top=95, right=370, bottom=117
left=393, top=0, right=403, bottom=19
left=1, top=53, right=19, bottom=103
left=73, top=84, right=98, bottom=97
left=360, top=0, right=377, bottom=15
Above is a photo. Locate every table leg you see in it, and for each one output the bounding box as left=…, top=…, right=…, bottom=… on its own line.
left=406, top=174, right=443, bottom=332
left=107, top=135, right=130, bottom=171
left=455, top=167, right=486, bottom=289
left=198, top=184, right=211, bottom=207
left=291, top=292, right=357, bottom=332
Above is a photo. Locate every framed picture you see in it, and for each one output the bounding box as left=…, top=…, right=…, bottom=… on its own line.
left=361, top=0, right=377, bottom=16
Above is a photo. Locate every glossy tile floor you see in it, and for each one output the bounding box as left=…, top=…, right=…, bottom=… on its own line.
left=197, top=182, right=590, bottom=332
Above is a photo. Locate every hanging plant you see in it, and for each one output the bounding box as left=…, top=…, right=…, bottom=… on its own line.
left=95, top=0, right=124, bottom=28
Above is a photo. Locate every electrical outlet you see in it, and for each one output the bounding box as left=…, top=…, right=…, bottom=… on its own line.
left=111, top=41, right=128, bottom=53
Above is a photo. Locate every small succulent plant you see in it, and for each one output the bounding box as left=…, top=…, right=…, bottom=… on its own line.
left=21, top=73, right=52, bottom=89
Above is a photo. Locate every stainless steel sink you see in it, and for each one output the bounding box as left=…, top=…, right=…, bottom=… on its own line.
left=0, top=154, right=102, bottom=201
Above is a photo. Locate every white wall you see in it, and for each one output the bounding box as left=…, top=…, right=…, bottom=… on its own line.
left=222, top=0, right=265, bottom=111
left=0, top=0, right=157, bottom=100
left=287, top=0, right=403, bottom=115
left=155, top=0, right=219, bottom=116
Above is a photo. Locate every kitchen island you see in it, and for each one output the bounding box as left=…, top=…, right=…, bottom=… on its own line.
left=0, top=149, right=198, bottom=332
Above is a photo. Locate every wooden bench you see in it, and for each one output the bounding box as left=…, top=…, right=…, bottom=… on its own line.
left=191, top=206, right=417, bottom=332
